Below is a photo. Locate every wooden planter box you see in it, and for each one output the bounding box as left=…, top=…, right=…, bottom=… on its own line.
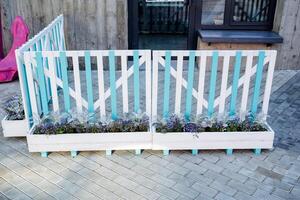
left=152, top=124, right=274, bottom=150
left=1, top=116, right=28, bottom=137
left=27, top=128, right=152, bottom=153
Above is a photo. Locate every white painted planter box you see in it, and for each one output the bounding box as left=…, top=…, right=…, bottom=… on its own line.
left=152, top=124, right=274, bottom=150
left=1, top=116, right=28, bottom=137
left=27, top=128, right=152, bottom=152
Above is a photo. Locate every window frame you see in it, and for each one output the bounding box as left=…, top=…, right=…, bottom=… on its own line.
left=200, top=0, right=277, bottom=31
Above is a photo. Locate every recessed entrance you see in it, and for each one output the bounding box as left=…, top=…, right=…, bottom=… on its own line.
left=128, top=0, right=200, bottom=50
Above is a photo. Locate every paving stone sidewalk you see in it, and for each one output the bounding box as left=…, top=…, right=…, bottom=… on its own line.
left=0, top=71, right=300, bottom=200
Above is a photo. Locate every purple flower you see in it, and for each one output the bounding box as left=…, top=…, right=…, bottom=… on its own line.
left=183, top=122, right=198, bottom=132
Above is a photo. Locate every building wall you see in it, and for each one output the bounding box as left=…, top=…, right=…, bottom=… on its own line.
left=0, top=0, right=128, bottom=54
left=273, top=0, right=300, bottom=70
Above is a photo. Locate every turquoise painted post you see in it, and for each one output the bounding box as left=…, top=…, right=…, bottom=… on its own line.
left=229, top=51, right=242, bottom=116
left=254, top=148, right=261, bottom=155
left=185, top=51, right=196, bottom=121
left=163, top=51, right=171, bottom=119
left=85, top=51, right=94, bottom=120
left=109, top=51, right=118, bottom=120
left=41, top=152, right=48, bottom=158
left=20, top=63, right=33, bottom=126
left=208, top=51, right=219, bottom=117
left=135, top=149, right=142, bottom=155
left=163, top=149, right=170, bottom=156
left=71, top=151, right=78, bottom=157
left=36, top=52, right=49, bottom=115
left=133, top=50, right=140, bottom=113
left=251, top=51, right=265, bottom=116
left=106, top=150, right=112, bottom=156
left=192, top=149, right=198, bottom=155
left=226, top=149, right=233, bottom=155
left=59, top=51, right=71, bottom=112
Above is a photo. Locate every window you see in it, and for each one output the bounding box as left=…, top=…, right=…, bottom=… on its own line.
left=200, top=0, right=277, bottom=30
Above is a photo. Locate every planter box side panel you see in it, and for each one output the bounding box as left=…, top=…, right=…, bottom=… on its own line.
left=152, top=132, right=274, bottom=150
left=27, top=132, right=152, bottom=152
left=2, top=118, right=28, bottom=137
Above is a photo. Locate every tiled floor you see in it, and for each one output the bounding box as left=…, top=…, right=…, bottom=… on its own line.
left=0, top=70, right=300, bottom=200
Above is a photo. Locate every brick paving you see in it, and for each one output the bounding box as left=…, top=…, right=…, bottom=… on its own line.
left=0, top=70, right=300, bottom=200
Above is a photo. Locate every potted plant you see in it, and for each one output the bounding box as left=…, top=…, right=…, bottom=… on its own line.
left=1, top=95, right=28, bottom=137
left=26, top=111, right=152, bottom=156
left=152, top=113, right=274, bottom=155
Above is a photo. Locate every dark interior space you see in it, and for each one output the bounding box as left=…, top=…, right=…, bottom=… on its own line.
left=138, top=0, right=189, bottom=50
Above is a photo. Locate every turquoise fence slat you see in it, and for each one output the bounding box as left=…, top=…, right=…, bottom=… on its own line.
left=229, top=51, right=242, bottom=116
left=85, top=51, right=94, bottom=118
left=21, top=63, right=33, bottom=125
left=251, top=51, right=266, bottom=116
left=163, top=51, right=171, bottom=119
left=208, top=51, right=219, bottom=117
left=185, top=51, right=196, bottom=120
left=133, top=50, right=140, bottom=113
left=59, top=51, right=71, bottom=112
left=36, top=52, right=49, bottom=115
left=109, top=50, right=118, bottom=120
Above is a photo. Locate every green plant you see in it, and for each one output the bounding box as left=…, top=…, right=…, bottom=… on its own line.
left=154, top=113, right=267, bottom=133
left=33, top=112, right=149, bottom=135
left=2, top=95, right=25, bottom=120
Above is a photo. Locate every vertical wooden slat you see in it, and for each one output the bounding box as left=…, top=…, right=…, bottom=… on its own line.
left=24, top=53, right=39, bottom=124
left=219, top=55, right=230, bottom=114
left=175, top=54, right=183, bottom=114
left=229, top=51, right=242, bottom=116
left=121, top=53, right=128, bottom=113
left=145, top=50, right=152, bottom=116
left=152, top=51, right=159, bottom=119
left=163, top=51, right=171, bottom=119
left=109, top=50, right=117, bottom=119
left=72, top=54, right=82, bottom=112
left=36, top=52, right=49, bottom=115
left=251, top=51, right=265, bottom=115
left=133, top=50, right=140, bottom=113
left=185, top=51, right=195, bottom=120
left=196, top=54, right=207, bottom=115
left=97, top=53, right=106, bottom=117
left=207, top=51, right=218, bottom=117
left=262, top=51, right=276, bottom=119
left=240, top=54, right=253, bottom=119
left=59, top=51, right=71, bottom=112
left=48, top=53, right=59, bottom=112
left=85, top=51, right=94, bottom=118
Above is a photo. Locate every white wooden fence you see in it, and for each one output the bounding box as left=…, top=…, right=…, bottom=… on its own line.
left=152, top=50, right=277, bottom=121
left=23, top=50, right=152, bottom=124
left=16, top=15, right=65, bottom=126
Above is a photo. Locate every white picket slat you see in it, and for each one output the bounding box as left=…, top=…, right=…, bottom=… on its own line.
left=121, top=54, right=129, bottom=113
left=240, top=55, right=253, bottom=119
left=196, top=54, right=207, bottom=115
left=262, top=51, right=277, bottom=119
left=24, top=53, right=39, bottom=123
left=48, top=53, right=59, bottom=112
left=145, top=51, right=152, bottom=116
left=218, top=55, right=230, bottom=114
left=175, top=55, right=183, bottom=114
left=72, top=54, right=83, bottom=112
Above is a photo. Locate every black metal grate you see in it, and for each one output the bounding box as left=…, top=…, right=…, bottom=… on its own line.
left=233, top=0, right=271, bottom=23
left=138, top=0, right=189, bottom=34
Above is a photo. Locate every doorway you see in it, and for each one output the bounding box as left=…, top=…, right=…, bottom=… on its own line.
left=128, top=0, right=201, bottom=50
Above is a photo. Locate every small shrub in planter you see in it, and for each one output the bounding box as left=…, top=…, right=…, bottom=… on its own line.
left=33, top=111, right=150, bottom=135
left=27, top=111, right=152, bottom=153
left=154, top=113, right=267, bottom=133
left=1, top=95, right=28, bottom=137
left=152, top=113, right=273, bottom=151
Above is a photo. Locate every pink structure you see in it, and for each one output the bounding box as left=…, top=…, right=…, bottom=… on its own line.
left=0, top=16, right=29, bottom=83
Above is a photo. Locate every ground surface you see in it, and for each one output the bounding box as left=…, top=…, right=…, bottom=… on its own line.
left=0, top=70, right=300, bottom=200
